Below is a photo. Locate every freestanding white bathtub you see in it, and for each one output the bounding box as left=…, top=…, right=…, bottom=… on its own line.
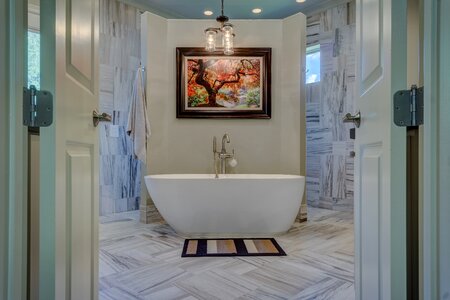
left=144, top=174, right=305, bottom=237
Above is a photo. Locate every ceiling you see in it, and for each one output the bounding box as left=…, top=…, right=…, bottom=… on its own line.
left=120, top=0, right=349, bottom=19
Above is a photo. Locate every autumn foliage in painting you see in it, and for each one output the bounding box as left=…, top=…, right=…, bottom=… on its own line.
left=186, top=58, right=261, bottom=108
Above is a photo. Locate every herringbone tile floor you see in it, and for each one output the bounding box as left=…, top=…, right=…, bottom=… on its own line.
left=99, top=207, right=354, bottom=300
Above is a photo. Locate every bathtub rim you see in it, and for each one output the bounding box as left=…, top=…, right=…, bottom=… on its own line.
left=171, top=230, right=294, bottom=239
left=145, top=174, right=305, bottom=180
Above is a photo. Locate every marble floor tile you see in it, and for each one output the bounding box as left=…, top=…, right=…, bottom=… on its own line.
left=99, top=248, right=153, bottom=278
left=170, top=256, right=235, bottom=275
left=291, top=277, right=355, bottom=300
left=101, top=263, right=189, bottom=297
left=175, top=269, right=259, bottom=300
left=99, top=207, right=355, bottom=300
left=242, top=259, right=329, bottom=298
left=285, top=250, right=354, bottom=283
left=220, top=259, right=259, bottom=276
left=99, top=286, right=141, bottom=300
left=140, top=285, right=192, bottom=300
left=237, top=287, right=288, bottom=300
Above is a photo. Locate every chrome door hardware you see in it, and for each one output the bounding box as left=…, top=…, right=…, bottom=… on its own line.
left=343, top=111, right=361, bottom=128
left=394, top=85, right=424, bottom=127
left=93, top=110, right=112, bottom=127
left=23, top=85, right=53, bottom=127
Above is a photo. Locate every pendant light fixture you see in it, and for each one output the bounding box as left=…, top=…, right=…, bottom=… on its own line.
left=204, top=0, right=235, bottom=55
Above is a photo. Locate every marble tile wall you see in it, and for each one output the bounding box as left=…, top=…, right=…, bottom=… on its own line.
left=99, top=0, right=142, bottom=216
left=306, top=1, right=356, bottom=212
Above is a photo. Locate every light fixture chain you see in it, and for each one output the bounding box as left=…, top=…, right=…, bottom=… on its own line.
left=205, top=0, right=234, bottom=55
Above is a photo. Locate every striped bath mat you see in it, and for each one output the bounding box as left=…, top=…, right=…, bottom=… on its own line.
left=181, top=238, right=286, bottom=257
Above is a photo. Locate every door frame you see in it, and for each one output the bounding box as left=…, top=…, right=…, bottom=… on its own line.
left=1, top=0, right=446, bottom=299
left=0, top=0, right=29, bottom=299
left=38, top=0, right=57, bottom=298
left=422, top=0, right=449, bottom=298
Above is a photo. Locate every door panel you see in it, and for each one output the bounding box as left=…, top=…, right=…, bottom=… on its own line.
left=360, top=144, right=382, bottom=299
left=40, top=0, right=99, bottom=298
left=67, top=0, right=95, bottom=89
left=66, top=145, right=95, bottom=300
left=355, top=0, right=407, bottom=299
left=360, top=0, right=383, bottom=92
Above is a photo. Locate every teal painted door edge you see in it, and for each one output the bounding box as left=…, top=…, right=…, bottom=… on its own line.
left=39, top=0, right=56, bottom=299
left=1, top=0, right=29, bottom=299
left=422, top=0, right=438, bottom=298
left=391, top=0, right=408, bottom=299
left=0, top=0, right=11, bottom=297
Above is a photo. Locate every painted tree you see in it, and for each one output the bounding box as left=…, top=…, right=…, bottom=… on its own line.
left=187, top=58, right=260, bottom=107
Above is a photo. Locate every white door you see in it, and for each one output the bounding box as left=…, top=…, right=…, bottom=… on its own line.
left=354, top=0, right=407, bottom=299
left=39, top=0, right=99, bottom=299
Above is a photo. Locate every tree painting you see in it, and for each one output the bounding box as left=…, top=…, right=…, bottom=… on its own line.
left=185, top=57, right=262, bottom=109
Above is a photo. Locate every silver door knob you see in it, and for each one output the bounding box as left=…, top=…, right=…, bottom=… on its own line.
left=343, top=111, right=361, bottom=128
left=93, top=110, right=112, bottom=127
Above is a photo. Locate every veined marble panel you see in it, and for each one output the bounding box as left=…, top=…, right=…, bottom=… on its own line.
left=306, top=82, right=320, bottom=104
left=100, top=154, right=114, bottom=185
left=320, top=155, right=334, bottom=199
left=345, top=153, right=354, bottom=198
left=99, top=91, right=114, bottom=117
left=111, top=155, right=141, bottom=199
left=306, top=155, right=321, bottom=179
left=113, top=68, right=134, bottom=111
left=319, top=3, right=348, bottom=33
left=306, top=1, right=355, bottom=212
left=100, top=64, right=115, bottom=92
left=307, top=128, right=333, bottom=155
left=306, top=176, right=320, bottom=207
left=306, top=16, right=321, bottom=46
left=348, top=1, right=356, bottom=25
left=113, top=110, right=129, bottom=126
left=331, top=155, right=346, bottom=199
left=99, top=34, right=112, bottom=65
left=320, top=41, right=335, bottom=74
left=343, top=25, right=356, bottom=77
left=100, top=185, right=115, bottom=216
left=306, top=103, right=321, bottom=129
left=345, top=76, right=356, bottom=116
left=99, top=0, right=142, bottom=215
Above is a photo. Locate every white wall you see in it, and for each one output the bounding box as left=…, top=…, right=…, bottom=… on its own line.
left=142, top=13, right=307, bottom=215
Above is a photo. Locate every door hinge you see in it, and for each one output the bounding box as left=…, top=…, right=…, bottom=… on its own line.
left=394, top=85, right=424, bottom=127
left=23, top=85, right=53, bottom=127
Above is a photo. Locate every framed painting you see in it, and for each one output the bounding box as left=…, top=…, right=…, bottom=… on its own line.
left=176, top=47, right=271, bottom=119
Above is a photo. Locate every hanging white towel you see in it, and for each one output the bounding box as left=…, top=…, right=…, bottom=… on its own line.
left=127, top=67, right=151, bottom=163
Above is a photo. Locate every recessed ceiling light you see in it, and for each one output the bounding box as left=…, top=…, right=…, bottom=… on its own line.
left=252, top=8, right=262, bottom=14
left=204, top=10, right=214, bottom=16
left=296, top=0, right=306, bottom=3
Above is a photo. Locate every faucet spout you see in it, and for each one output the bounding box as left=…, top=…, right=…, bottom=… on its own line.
left=221, top=133, right=230, bottom=153
left=213, top=133, right=235, bottom=176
